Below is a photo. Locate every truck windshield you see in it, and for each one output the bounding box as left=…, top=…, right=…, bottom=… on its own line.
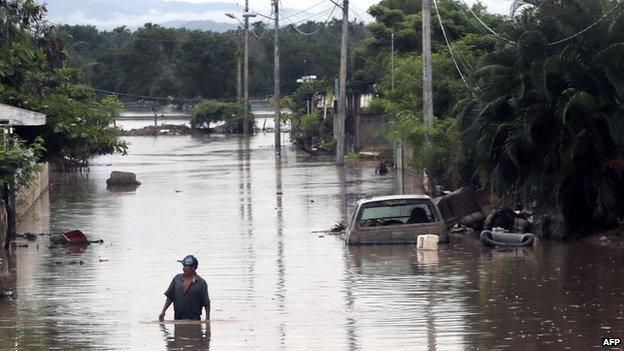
left=358, top=200, right=435, bottom=227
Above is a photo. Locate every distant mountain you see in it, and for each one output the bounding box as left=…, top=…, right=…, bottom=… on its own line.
left=39, top=0, right=242, bottom=30
left=160, top=20, right=237, bottom=32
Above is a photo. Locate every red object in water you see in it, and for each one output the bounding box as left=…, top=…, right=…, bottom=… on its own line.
left=62, top=230, right=88, bottom=245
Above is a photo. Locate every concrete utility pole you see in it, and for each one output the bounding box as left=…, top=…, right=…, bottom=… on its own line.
left=243, top=0, right=251, bottom=135
left=273, top=0, right=281, bottom=155
left=422, top=0, right=434, bottom=130
left=4, top=3, right=11, bottom=49
left=392, top=33, right=404, bottom=195
left=237, top=33, right=242, bottom=102
left=391, top=33, right=395, bottom=91
left=335, top=0, right=349, bottom=165
left=422, top=0, right=434, bottom=193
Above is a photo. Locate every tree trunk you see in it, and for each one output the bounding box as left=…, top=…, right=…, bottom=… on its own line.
left=3, top=183, right=15, bottom=250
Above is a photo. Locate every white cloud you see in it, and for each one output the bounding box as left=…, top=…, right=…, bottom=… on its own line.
left=50, top=0, right=514, bottom=29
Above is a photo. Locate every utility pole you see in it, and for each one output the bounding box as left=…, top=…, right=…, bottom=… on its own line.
left=243, top=0, right=251, bottom=135
left=391, top=33, right=395, bottom=92
left=273, top=0, right=281, bottom=155
left=392, top=33, right=404, bottom=195
left=237, top=29, right=242, bottom=102
left=422, top=0, right=433, bottom=130
left=335, top=0, right=349, bottom=165
left=4, top=3, right=11, bottom=49
left=422, top=0, right=434, bottom=193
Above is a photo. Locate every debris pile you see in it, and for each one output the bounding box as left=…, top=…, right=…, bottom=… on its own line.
left=16, top=230, right=104, bottom=246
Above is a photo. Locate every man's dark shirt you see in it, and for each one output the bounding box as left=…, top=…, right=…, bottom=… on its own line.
left=164, top=273, right=210, bottom=320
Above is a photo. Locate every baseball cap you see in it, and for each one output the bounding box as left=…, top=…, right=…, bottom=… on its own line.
left=177, top=255, right=198, bottom=267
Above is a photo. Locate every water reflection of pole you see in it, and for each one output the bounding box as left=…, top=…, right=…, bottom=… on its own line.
left=337, top=166, right=348, bottom=223
left=238, top=138, right=256, bottom=299
left=275, top=155, right=286, bottom=348
left=426, top=266, right=437, bottom=351
left=340, top=164, right=358, bottom=350
left=343, top=247, right=360, bottom=351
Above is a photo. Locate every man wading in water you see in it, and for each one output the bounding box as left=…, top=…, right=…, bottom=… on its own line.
left=159, top=255, right=211, bottom=321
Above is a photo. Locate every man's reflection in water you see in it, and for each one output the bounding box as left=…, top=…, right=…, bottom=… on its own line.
left=161, top=322, right=211, bottom=351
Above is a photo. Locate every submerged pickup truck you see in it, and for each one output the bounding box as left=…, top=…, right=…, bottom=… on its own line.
left=343, top=195, right=448, bottom=245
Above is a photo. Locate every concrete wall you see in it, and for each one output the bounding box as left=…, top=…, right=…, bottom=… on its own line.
left=355, top=113, right=391, bottom=150
left=0, top=163, right=49, bottom=246
left=402, top=148, right=426, bottom=195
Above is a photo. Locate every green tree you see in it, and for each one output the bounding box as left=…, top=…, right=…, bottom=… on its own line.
left=116, top=23, right=178, bottom=96
left=0, top=136, right=44, bottom=248
left=174, top=30, right=236, bottom=99
left=0, top=0, right=127, bottom=167
left=458, top=0, right=624, bottom=235
left=355, top=0, right=506, bottom=188
left=190, top=100, right=251, bottom=133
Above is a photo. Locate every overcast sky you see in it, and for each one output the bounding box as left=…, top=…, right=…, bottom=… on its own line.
left=43, top=0, right=515, bottom=29
left=216, top=0, right=513, bottom=23
left=207, top=0, right=511, bottom=16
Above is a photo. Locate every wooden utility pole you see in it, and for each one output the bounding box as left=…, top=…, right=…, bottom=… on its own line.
left=273, top=0, right=281, bottom=154
left=335, top=0, right=349, bottom=165
left=422, top=0, right=434, bottom=130
left=243, top=0, right=251, bottom=135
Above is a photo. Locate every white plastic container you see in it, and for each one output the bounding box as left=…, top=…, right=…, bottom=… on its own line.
left=417, top=234, right=439, bottom=251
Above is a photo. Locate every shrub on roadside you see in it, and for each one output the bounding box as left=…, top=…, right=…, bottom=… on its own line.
left=190, top=100, right=253, bottom=133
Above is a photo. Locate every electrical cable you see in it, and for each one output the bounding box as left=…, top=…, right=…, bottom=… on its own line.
left=252, top=27, right=266, bottom=39
left=547, top=1, right=623, bottom=46
left=289, top=4, right=338, bottom=36
left=280, top=0, right=327, bottom=21
left=458, top=0, right=515, bottom=43
left=432, top=0, right=473, bottom=94
left=349, top=1, right=366, bottom=23
left=283, top=5, right=337, bottom=26
left=2, top=62, right=183, bottom=101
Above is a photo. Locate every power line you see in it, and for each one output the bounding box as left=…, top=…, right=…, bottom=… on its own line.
left=283, top=5, right=337, bottom=26
left=252, top=27, right=267, bottom=39
left=2, top=62, right=190, bottom=101
left=280, top=0, right=327, bottom=21
left=92, top=88, right=173, bottom=101
left=432, top=0, right=473, bottom=94
left=289, top=4, right=338, bottom=36
left=547, top=1, right=623, bottom=46
left=458, top=0, right=515, bottom=43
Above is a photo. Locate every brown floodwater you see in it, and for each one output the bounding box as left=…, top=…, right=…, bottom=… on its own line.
left=1, top=134, right=623, bottom=350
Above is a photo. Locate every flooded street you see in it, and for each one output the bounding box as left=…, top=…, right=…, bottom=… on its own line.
left=1, top=134, right=623, bottom=350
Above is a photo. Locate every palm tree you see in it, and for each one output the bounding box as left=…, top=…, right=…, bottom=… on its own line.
left=458, top=0, right=624, bottom=236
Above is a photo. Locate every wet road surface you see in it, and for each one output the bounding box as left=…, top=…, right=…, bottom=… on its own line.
left=1, top=134, right=623, bottom=350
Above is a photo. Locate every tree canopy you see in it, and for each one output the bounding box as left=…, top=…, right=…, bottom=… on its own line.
left=1, top=0, right=127, bottom=167
left=459, top=0, right=624, bottom=233
left=55, top=19, right=368, bottom=101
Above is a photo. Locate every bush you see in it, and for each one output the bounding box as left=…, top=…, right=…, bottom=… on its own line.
left=294, top=111, right=322, bottom=145
left=191, top=100, right=253, bottom=133
left=362, top=98, right=386, bottom=114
